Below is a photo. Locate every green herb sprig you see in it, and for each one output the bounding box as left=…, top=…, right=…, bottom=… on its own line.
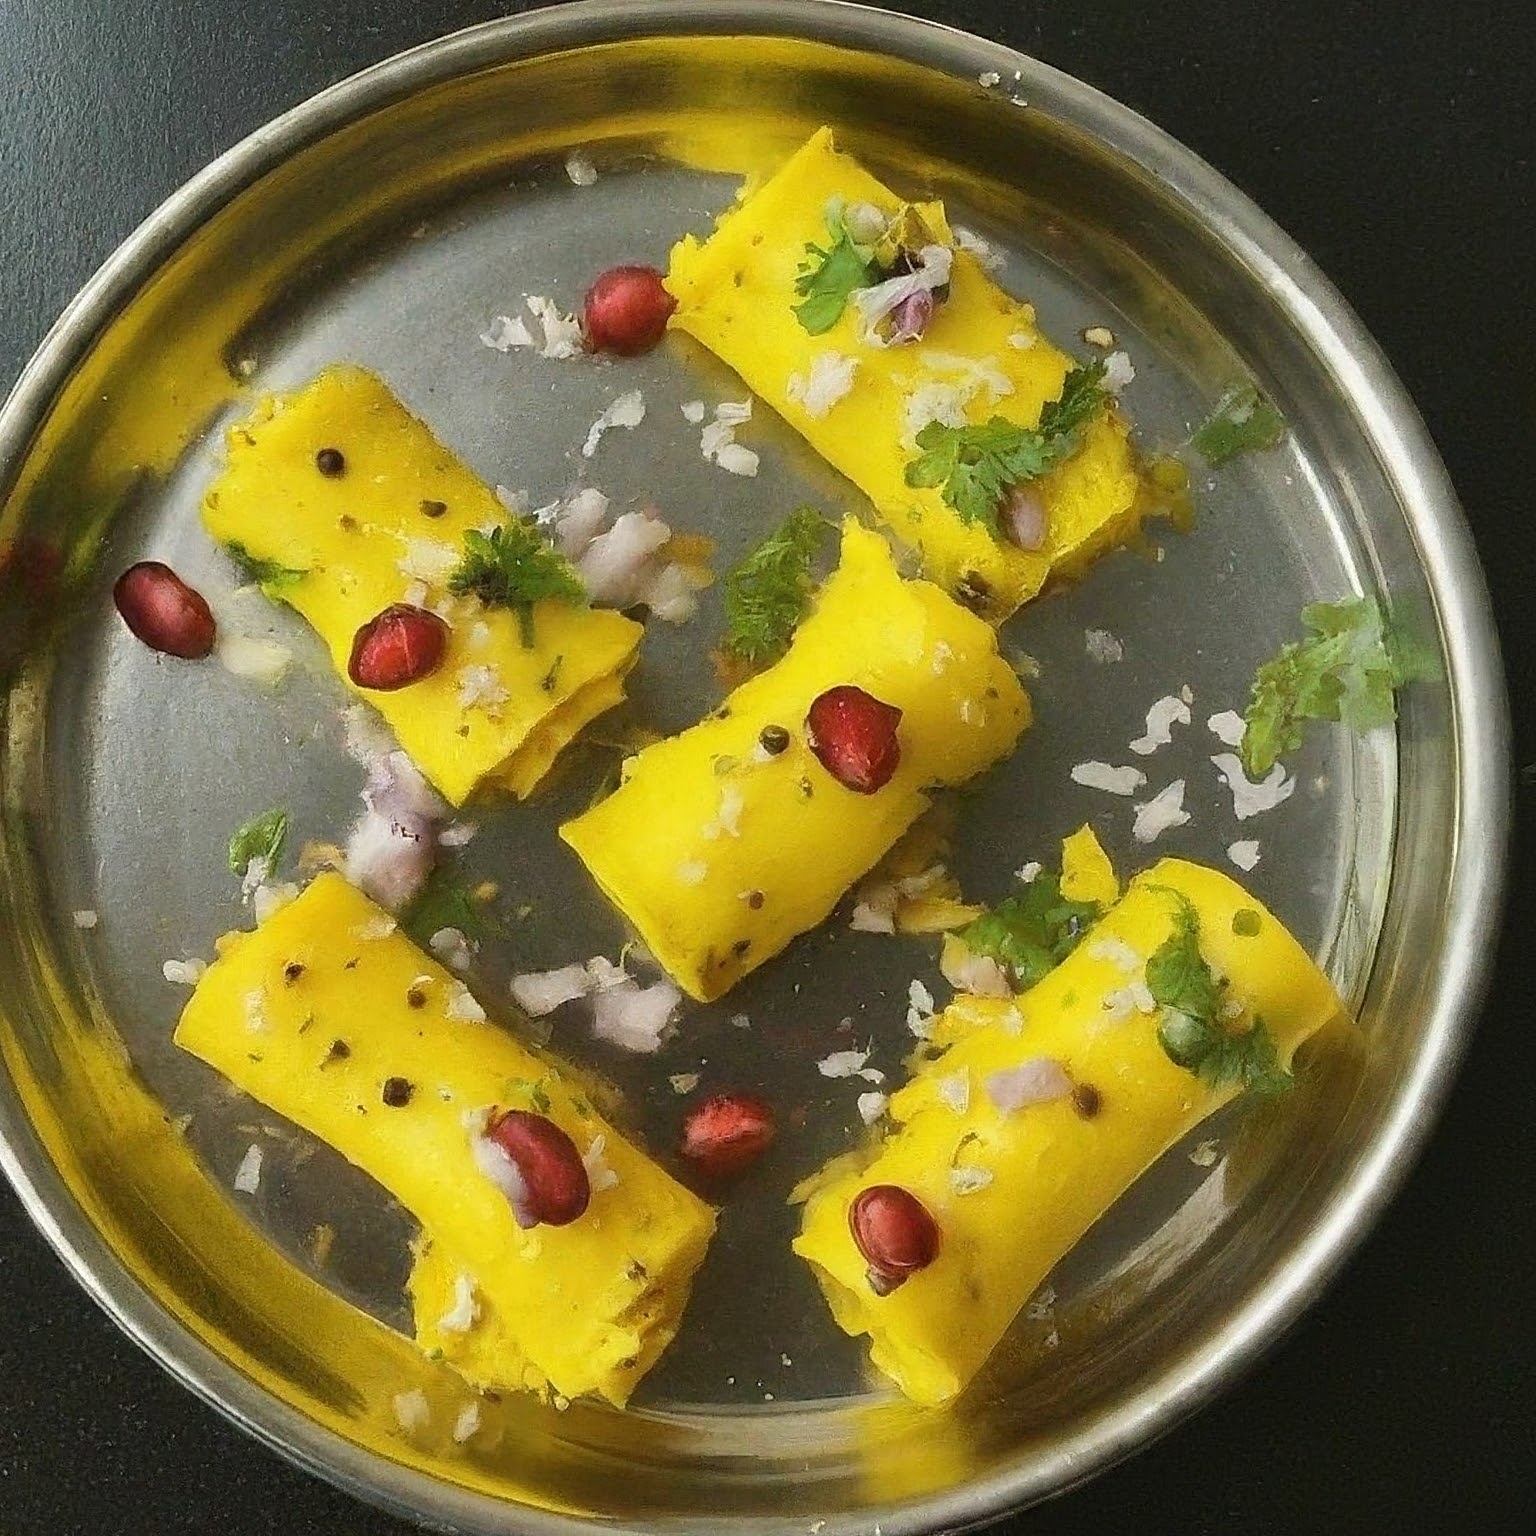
left=447, top=521, right=584, bottom=647
left=401, top=872, right=500, bottom=946
left=903, top=361, right=1108, bottom=534
left=1240, top=597, right=1432, bottom=778
left=228, top=808, right=288, bottom=879
left=1145, top=893, right=1290, bottom=1099
left=1191, top=383, right=1287, bottom=465
left=958, top=871, right=1099, bottom=991
left=224, top=541, right=307, bottom=596
left=720, top=506, right=833, bottom=666
left=793, top=213, right=880, bottom=335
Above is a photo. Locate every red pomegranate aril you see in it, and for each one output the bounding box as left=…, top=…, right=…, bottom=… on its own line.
left=850, top=1184, right=940, bottom=1293
left=112, top=561, right=217, bottom=659
left=347, top=603, right=449, bottom=690
left=806, top=685, right=903, bottom=794
left=485, top=1109, right=591, bottom=1228
left=583, top=265, right=677, bottom=356
left=680, top=1092, right=776, bottom=1179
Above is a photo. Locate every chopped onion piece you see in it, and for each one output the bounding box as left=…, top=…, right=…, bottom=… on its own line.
left=510, top=963, right=593, bottom=1017
left=591, top=977, right=680, bottom=1053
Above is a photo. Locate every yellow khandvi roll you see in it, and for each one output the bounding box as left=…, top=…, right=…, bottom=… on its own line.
left=666, top=127, right=1143, bottom=620
left=559, top=520, right=1030, bottom=1002
left=793, top=858, right=1345, bottom=1405
left=174, top=872, right=716, bottom=1407
left=202, top=365, right=642, bottom=805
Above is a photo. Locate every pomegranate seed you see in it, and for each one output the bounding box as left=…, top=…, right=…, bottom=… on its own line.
left=680, top=1093, right=776, bottom=1180
left=583, top=265, right=676, bottom=356
left=806, top=685, right=902, bottom=794
left=850, top=1184, right=940, bottom=1293
left=112, top=561, right=216, bottom=658
left=485, top=1110, right=591, bottom=1228
left=347, top=603, right=448, bottom=690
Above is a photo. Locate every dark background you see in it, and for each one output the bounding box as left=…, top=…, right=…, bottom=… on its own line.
left=1, top=0, right=1531, bottom=1531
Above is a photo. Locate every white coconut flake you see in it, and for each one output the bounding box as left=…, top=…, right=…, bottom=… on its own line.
left=591, top=978, right=680, bottom=1053
left=1130, top=695, right=1192, bottom=755
left=564, top=150, right=597, bottom=186
left=702, top=784, right=744, bottom=840
left=701, top=401, right=759, bottom=476
left=162, top=958, right=206, bottom=986
left=849, top=884, right=898, bottom=933
left=397, top=537, right=460, bottom=586
left=1102, top=350, right=1136, bottom=394
left=952, top=224, right=1003, bottom=269
left=977, top=69, right=1002, bottom=87
left=669, top=1072, right=701, bottom=1095
left=901, top=379, right=971, bottom=442
left=510, top=963, right=592, bottom=1017
left=452, top=1401, right=482, bottom=1444
left=1087, top=936, right=1142, bottom=975
left=730, top=1012, right=752, bottom=1030
left=906, top=977, right=938, bottom=1038
left=583, top=1134, right=620, bottom=1194
left=523, top=294, right=585, bottom=359
left=585, top=955, right=630, bottom=992
left=233, top=1143, right=263, bottom=1195
left=1227, top=839, right=1262, bottom=872
left=1015, top=861, right=1043, bottom=884
left=1070, top=760, right=1147, bottom=796
left=713, top=440, right=760, bottom=477
left=352, top=914, right=398, bottom=942
left=72, top=909, right=98, bottom=929
left=243, top=987, right=269, bottom=1034
left=817, top=1048, right=872, bottom=1080
left=550, top=487, right=608, bottom=554
left=1211, top=753, right=1297, bottom=820
left=439, top=821, right=477, bottom=849
left=1084, top=628, right=1123, bottom=664
left=445, top=984, right=487, bottom=1024
left=676, top=859, right=709, bottom=886
left=856, top=1091, right=889, bottom=1125
left=252, top=881, right=299, bottom=924
left=1190, top=1139, right=1221, bottom=1168
left=430, top=927, right=476, bottom=973
left=437, top=1273, right=480, bottom=1334
left=575, top=509, right=670, bottom=604
left=935, top=1070, right=971, bottom=1115
left=986, top=1057, right=1074, bottom=1112
left=1007, top=331, right=1036, bottom=350
left=479, top=313, right=536, bottom=352
left=456, top=664, right=510, bottom=715
left=1132, top=779, right=1191, bottom=843
left=950, top=1166, right=994, bottom=1196
left=392, top=1389, right=431, bottom=1434
left=680, top=399, right=706, bottom=423
left=1207, top=709, right=1247, bottom=747
left=216, top=631, right=292, bottom=685
left=581, top=389, right=646, bottom=459
left=786, top=350, right=858, bottom=418
left=1027, top=1287, right=1057, bottom=1322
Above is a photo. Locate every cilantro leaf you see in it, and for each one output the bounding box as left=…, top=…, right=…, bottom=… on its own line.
left=720, top=506, right=833, bottom=666
left=1191, top=383, right=1288, bottom=465
left=1146, top=892, right=1291, bottom=1099
left=1240, top=597, right=1430, bottom=777
left=959, top=871, right=1099, bottom=990
left=400, top=872, right=500, bottom=946
left=224, top=541, right=307, bottom=595
left=228, top=808, right=288, bottom=879
left=447, top=521, right=584, bottom=647
left=793, top=214, right=880, bottom=335
left=903, top=363, right=1108, bottom=535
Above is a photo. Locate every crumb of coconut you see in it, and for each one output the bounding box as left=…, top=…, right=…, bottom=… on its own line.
left=700, top=400, right=760, bottom=476
left=397, top=537, right=460, bottom=586
left=1129, top=694, right=1192, bottom=755
left=581, top=389, right=646, bottom=459
left=730, top=1012, right=751, bottom=1030
left=352, top=914, right=398, bottom=942
left=675, top=860, right=709, bottom=887
left=952, top=225, right=1003, bottom=270
left=1015, top=861, right=1042, bottom=884
left=1132, top=779, right=1191, bottom=843
left=216, top=631, right=293, bottom=686
left=564, top=150, right=597, bottom=186
left=1227, top=839, right=1262, bottom=872
left=162, top=957, right=207, bottom=986
left=817, top=1048, right=873, bottom=1079
left=786, top=350, right=858, bottom=418
left=252, top=881, right=299, bottom=925
left=452, top=1401, right=482, bottom=1444
left=856, top=1090, right=888, bottom=1125
left=233, top=1143, right=263, bottom=1195
left=669, top=1072, right=701, bottom=1095
left=1026, top=1285, right=1056, bottom=1321
left=781, top=1353, right=793, bottom=1367
left=437, top=1274, right=480, bottom=1334
left=1082, top=325, right=1116, bottom=349
left=430, top=927, right=477, bottom=973
left=243, top=987, right=269, bottom=1033
left=583, top=1134, right=620, bottom=1194
left=523, top=295, right=584, bottom=359
left=680, top=399, right=706, bottom=423
left=1084, top=628, right=1123, bottom=663
left=936, top=1070, right=970, bottom=1115
left=479, top=313, right=535, bottom=352
left=1087, top=936, right=1142, bottom=975
left=445, top=984, right=487, bottom=1024
left=1179, top=684, right=1194, bottom=705
left=1190, top=1139, right=1220, bottom=1168
left=392, top=1389, right=431, bottom=1434
left=701, top=784, right=744, bottom=840
left=1007, top=331, right=1036, bottom=350
left=977, top=69, right=1001, bottom=86
left=950, top=1166, right=993, bottom=1196
left=1207, top=709, right=1246, bottom=746
left=1211, top=753, right=1296, bottom=820
left=72, top=909, right=98, bottom=929
left=1044, top=1327, right=1059, bottom=1349
left=456, top=664, right=510, bottom=715
left=1102, top=351, right=1135, bottom=394
left=1071, top=760, right=1147, bottom=796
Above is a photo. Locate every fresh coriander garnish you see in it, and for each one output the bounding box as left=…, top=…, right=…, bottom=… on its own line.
left=958, top=871, right=1099, bottom=991
left=1191, top=382, right=1287, bottom=465
left=401, top=872, right=500, bottom=945
left=224, top=541, right=307, bottom=595
left=502, top=1077, right=553, bottom=1115
left=447, top=521, right=584, bottom=647
left=720, top=506, right=832, bottom=666
left=1240, top=597, right=1431, bottom=778
left=793, top=212, right=880, bottom=336
left=903, top=361, right=1107, bottom=534
left=228, top=807, right=288, bottom=879
left=1146, top=893, right=1291, bottom=1099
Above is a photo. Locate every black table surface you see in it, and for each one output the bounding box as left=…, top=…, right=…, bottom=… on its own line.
left=2, top=1, right=1531, bottom=1531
